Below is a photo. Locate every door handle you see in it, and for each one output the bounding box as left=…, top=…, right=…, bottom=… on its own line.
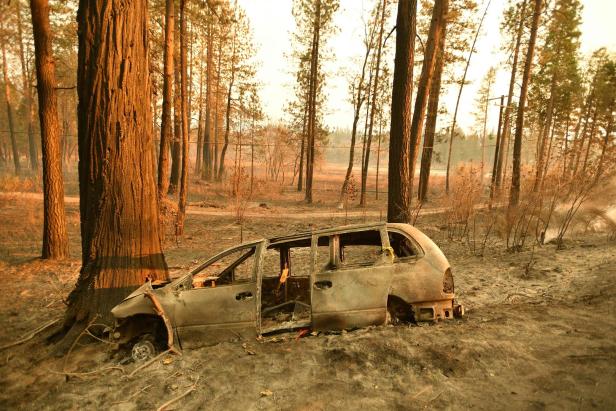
left=314, top=280, right=332, bottom=290
left=235, top=291, right=253, bottom=301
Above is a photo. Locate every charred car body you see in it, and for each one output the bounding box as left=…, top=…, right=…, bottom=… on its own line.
left=111, top=223, right=463, bottom=356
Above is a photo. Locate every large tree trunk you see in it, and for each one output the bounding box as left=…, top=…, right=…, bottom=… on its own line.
left=510, top=0, right=542, bottom=206
left=360, top=0, right=388, bottom=207
left=387, top=0, right=416, bottom=223
left=417, top=11, right=447, bottom=203
left=305, top=0, right=322, bottom=204
left=177, top=0, right=189, bottom=236
left=17, top=0, right=39, bottom=172
left=65, top=0, right=169, bottom=333
left=408, top=0, right=446, bottom=202
left=30, top=0, right=69, bottom=259
left=157, top=0, right=175, bottom=199
left=1, top=42, right=21, bottom=175
left=445, top=0, right=491, bottom=194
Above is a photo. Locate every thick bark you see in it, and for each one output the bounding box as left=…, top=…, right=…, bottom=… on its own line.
left=176, top=0, right=189, bottom=236
left=510, top=0, right=542, bottom=206
left=1, top=43, right=20, bottom=174
left=387, top=0, right=416, bottom=223
left=30, top=0, right=69, bottom=259
left=418, top=13, right=447, bottom=203
left=360, top=0, right=388, bottom=207
left=157, top=0, right=174, bottom=199
left=497, top=0, right=527, bottom=189
left=305, top=0, right=322, bottom=204
left=408, top=0, right=446, bottom=202
left=17, top=0, right=38, bottom=171
left=67, top=0, right=169, bottom=328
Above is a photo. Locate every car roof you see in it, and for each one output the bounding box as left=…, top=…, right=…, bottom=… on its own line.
left=268, top=222, right=404, bottom=244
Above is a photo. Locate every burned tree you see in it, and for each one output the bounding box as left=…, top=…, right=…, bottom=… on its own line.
left=30, top=0, right=69, bottom=259
left=63, top=0, right=169, bottom=338
left=387, top=0, right=416, bottom=223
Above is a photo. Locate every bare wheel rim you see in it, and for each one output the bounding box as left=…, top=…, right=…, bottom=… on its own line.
left=132, top=339, right=156, bottom=362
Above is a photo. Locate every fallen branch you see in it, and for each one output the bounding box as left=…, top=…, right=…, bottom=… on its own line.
left=156, top=377, right=200, bottom=411
left=64, top=315, right=101, bottom=372
left=48, top=365, right=124, bottom=380
left=0, top=319, right=60, bottom=351
left=143, top=290, right=181, bottom=355
left=128, top=348, right=172, bottom=378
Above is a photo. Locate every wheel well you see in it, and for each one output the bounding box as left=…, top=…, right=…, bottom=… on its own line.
left=387, top=295, right=414, bottom=323
left=114, top=314, right=167, bottom=347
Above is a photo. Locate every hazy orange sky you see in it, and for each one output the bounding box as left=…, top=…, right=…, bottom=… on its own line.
left=238, top=0, right=616, bottom=134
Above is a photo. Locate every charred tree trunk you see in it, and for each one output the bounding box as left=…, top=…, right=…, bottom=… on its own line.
left=417, top=13, right=447, bottom=203
left=213, top=37, right=222, bottom=179
left=176, top=0, right=189, bottom=236
left=408, top=0, right=446, bottom=202
left=1, top=42, right=20, bottom=175
left=387, top=0, right=416, bottom=223
left=30, top=0, right=69, bottom=259
left=65, top=0, right=169, bottom=336
left=17, top=0, right=38, bottom=172
left=510, top=0, right=542, bottom=206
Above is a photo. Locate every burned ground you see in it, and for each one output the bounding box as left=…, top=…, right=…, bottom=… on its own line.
left=0, top=195, right=615, bottom=410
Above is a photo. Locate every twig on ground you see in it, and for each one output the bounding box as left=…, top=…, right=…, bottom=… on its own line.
left=128, top=349, right=172, bottom=378
left=64, top=315, right=101, bottom=371
left=48, top=365, right=124, bottom=380
left=156, top=376, right=200, bottom=411
left=0, top=318, right=60, bottom=351
left=112, top=383, right=153, bottom=405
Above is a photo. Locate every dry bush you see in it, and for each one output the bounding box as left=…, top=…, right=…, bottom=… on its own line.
left=0, top=174, right=42, bottom=192
left=441, top=163, right=483, bottom=241
left=229, top=166, right=252, bottom=227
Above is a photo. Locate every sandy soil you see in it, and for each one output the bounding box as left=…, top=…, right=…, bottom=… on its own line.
left=0, top=195, right=615, bottom=410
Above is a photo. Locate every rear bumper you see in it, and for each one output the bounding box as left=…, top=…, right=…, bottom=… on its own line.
left=412, top=299, right=464, bottom=322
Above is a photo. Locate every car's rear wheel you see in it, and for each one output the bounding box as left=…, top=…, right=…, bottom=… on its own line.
left=131, top=334, right=157, bottom=362
left=386, top=296, right=412, bottom=325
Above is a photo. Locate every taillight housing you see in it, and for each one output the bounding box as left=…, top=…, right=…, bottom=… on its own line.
left=443, top=268, right=454, bottom=294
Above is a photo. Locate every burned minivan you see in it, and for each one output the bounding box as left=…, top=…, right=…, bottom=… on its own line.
left=111, top=223, right=463, bottom=358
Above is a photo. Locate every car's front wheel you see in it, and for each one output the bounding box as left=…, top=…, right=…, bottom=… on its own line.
left=131, top=334, right=157, bottom=361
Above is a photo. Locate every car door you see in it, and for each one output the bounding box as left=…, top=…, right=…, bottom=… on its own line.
left=173, top=242, right=262, bottom=348
left=310, top=229, right=396, bottom=330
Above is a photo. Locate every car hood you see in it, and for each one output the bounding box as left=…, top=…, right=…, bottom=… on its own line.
left=110, top=282, right=155, bottom=319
